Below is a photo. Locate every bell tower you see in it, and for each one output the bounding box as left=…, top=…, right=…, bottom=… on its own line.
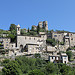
left=17, top=24, right=20, bottom=35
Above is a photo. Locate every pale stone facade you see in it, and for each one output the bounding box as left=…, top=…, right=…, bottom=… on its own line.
left=17, top=24, right=47, bottom=54
left=49, top=53, right=68, bottom=64
left=0, top=38, right=10, bottom=49
left=46, top=45, right=56, bottom=52
left=48, top=31, right=75, bottom=49
left=38, top=21, right=48, bottom=31
left=9, top=43, right=16, bottom=50
left=25, top=44, right=40, bottom=54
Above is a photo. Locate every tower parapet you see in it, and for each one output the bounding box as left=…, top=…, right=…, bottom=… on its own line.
left=38, top=22, right=43, bottom=28
left=43, top=21, right=48, bottom=31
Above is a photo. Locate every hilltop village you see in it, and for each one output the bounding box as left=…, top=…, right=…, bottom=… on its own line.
left=0, top=21, right=75, bottom=64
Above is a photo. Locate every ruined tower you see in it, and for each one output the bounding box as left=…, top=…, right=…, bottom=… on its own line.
left=43, top=21, right=48, bottom=31
left=38, top=21, right=43, bottom=28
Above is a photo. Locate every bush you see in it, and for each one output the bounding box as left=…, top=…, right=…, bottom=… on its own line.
left=66, top=51, right=72, bottom=61
left=34, top=53, right=41, bottom=58
left=46, top=39, right=57, bottom=46
left=28, top=69, right=44, bottom=75
left=2, top=61, right=22, bottom=75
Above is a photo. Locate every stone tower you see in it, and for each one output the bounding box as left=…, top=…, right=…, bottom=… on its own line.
left=17, top=24, right=20, bottom=35
left=43, top=21, right=48, bottom=31
left=38, top=22, right=43, bottom=28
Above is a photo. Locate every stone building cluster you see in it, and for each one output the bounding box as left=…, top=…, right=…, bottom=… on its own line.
left=47, top=31, right=75, bottom=50
left=1, top=21, right=74, bottom=64
left=17, top=24, right=47, bottom=54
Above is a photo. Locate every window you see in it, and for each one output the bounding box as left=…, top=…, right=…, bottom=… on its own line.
left=18, top=28, right=19, bottom=31
left=6, top=44, right=8, bottom=46
left=55, top=57, right=56, bottom=60
left=12, top=45, right=13, bottom=47
left=54, top=35, right=57, bottom=37
left=61, top=56, right=62, bottom=59
left=71, top=38, right=73, bottom=40
left=52, top=57, right=53, bottom=59
left=29, top=37, right=31, bottom=40
left=25, top=37, right=26, bottom=39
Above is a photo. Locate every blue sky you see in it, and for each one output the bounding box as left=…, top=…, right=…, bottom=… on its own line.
left=0, top=0, right=75, bottom=32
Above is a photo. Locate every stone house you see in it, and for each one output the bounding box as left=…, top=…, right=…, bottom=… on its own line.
left=64, top=33, right=75, bottom=47
left=48, top=31, right=67, bottom=42
left=49, top=53, right=68, bottom=64
left=0, top=37, right=10, bottom=49
left=25, top=44, right=40, bottom=54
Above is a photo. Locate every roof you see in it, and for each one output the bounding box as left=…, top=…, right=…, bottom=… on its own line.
left=17, top=24, right=20, bottom=27
left=26, top=43, right=39, bottom=46
left=61, top=53, right=67, bottom=56
left=49, top=54, right=60, bottom=57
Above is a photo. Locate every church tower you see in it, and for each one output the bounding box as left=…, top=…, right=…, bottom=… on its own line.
left=17, top=24, right=20, bottom=35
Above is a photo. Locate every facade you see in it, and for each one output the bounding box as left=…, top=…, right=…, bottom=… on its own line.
left=0, top=34, right=9, bottom=37
left=48, top=31, right=75, bottom=48
left=9, top=43, right=16, bottom=50
left=64, top=33, right=75, bottom=47
left=0, top=38, right=10, bottom=49
left=46, top=45, right=56, bottom=52
left=48, top=31, right=67, bottom=42
left=17, top=24, right=47, bottom=54
left=49, top=53, right=68, bottom=64
left=25, top=44, right=40, bottom=54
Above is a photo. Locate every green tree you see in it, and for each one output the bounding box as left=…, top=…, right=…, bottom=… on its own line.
left=2, top=61, right=22, bottom=75
left=37, top=25, right=40, bottom=34
left=28, top=28, right=30, bottom=33
left=9, top=24, right=16, bottom=31
left=60, top=64, right=71, bottom=75
left=66, top=51, right=72, bottom=61
left=34, top=53, right=41, bottom=58
left=21, top=29, right=26, bottom=35
left=28, top=69, right=44, bottom=75
left=7, top=34, right=15, bottom=42
left=31, top=26, right=34, bottom=31
left=46, top=38, right=57, bottom=46
left=2, top=59, right=10, bottom=66
left=45, top=63, right=57, bottom=75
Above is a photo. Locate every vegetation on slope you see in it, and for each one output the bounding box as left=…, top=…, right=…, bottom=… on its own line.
left=1, top=55, right=75, bottom=75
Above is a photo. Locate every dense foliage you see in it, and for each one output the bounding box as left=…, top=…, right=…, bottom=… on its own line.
left=46, top=38, right=57, bottom=46
left=66, top=51, right=72, bottom=61
left=1, top=56, right=75, bottom=75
